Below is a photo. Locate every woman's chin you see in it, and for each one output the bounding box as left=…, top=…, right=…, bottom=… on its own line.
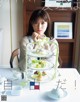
left=37, top=31, right=44, bottom=35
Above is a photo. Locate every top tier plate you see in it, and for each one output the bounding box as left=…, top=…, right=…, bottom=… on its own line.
left=27, top=43, right=54, bottom=58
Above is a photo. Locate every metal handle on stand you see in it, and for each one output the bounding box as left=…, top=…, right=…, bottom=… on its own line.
left=21, top=72, right=24, bottom=79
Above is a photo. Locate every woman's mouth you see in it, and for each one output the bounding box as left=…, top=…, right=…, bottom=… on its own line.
left=38, top=30, right=42, bottom=32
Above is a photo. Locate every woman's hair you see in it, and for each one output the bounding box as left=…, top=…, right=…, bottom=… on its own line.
left=27, top=9, right=51, bottom=38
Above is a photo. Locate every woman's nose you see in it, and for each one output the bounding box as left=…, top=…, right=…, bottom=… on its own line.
left=38, top=23, right=42, bottom=29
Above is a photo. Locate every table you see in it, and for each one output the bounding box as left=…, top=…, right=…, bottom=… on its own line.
left=0, top=68, right=80, bottom=102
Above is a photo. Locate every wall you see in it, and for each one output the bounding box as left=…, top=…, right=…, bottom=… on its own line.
left=0, top=29, right=3, bottom=65
left=0, top=0, right=23, bottom=67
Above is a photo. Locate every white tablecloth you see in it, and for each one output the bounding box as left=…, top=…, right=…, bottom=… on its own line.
left=0, top=68, right=80, bottom=102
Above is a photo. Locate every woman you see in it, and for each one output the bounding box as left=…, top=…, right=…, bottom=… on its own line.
left=18, top=9, right=59, bottom=72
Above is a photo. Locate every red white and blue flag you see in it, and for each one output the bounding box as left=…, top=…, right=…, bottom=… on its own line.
left=29, top=80, right=40, bottom=90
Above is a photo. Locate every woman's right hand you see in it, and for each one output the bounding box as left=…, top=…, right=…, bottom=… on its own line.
left=32, top=32, right=42, bottom=41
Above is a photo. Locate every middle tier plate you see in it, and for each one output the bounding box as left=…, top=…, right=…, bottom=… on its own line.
left=28, top=60, right=54, bottom=71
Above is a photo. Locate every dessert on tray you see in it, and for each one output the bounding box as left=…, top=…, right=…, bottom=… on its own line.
left=28, top=59, right=53, bottom=70
left=27, top=37, right=58, bottom=82
left=27, top=37, right=54, bottom=57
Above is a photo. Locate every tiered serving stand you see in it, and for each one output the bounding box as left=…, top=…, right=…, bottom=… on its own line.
left=26, top=42, right=58, bottom=82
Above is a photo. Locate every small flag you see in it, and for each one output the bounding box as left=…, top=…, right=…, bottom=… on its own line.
left=29, top=80, right=40, bottom=90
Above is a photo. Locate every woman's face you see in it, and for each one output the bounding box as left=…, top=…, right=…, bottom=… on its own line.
left=32, top=18, right=48, bottom=36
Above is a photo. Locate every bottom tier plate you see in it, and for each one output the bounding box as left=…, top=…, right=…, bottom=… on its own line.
left=27, top=68, right=57, bottom=82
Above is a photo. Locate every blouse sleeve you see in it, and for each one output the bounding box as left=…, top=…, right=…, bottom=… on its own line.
left=18, top=36, right=29, bottom=72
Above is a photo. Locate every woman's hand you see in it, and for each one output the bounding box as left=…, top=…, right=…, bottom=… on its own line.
left=32, top=32, right=43, bottom=41
left=32, top=32, right=38, bottom=41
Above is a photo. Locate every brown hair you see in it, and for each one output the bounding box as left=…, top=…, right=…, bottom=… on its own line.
left=27, top=9, right=51, bottom=38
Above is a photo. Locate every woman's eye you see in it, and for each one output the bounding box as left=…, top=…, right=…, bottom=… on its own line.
left=42, top=22, right=45, bottom=25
